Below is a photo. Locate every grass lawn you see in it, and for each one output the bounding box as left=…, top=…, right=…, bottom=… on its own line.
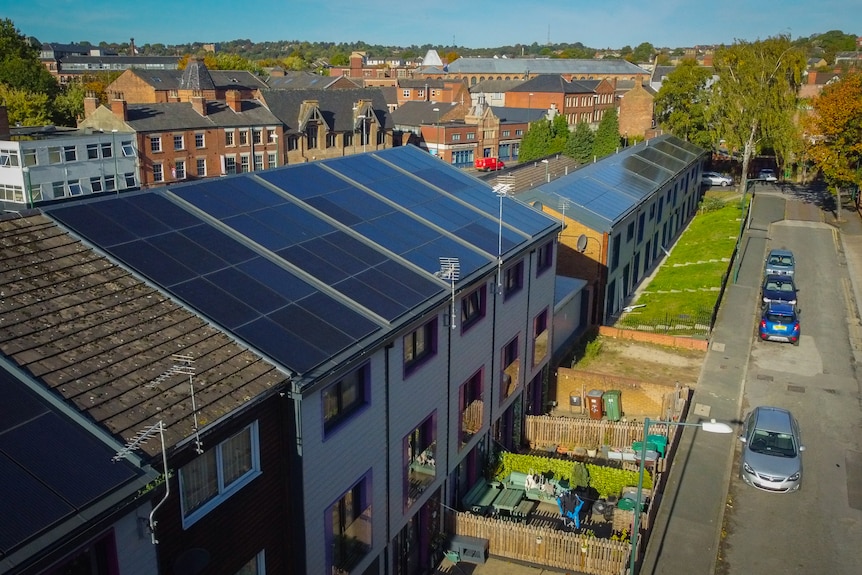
left=616, top=198, right=746, bottom=334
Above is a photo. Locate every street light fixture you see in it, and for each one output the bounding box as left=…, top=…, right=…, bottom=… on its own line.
left=629, top=417, right=734, bottom=575
left=432, top=107, right=440, bottom=158
left=493, top=182, right=513, bottom=293
left=541, top=159, right=549, bottom=183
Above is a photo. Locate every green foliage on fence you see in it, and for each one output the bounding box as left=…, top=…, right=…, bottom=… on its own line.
left=586, top=463, right=652, bottom=499
left=496, top=453, right=589, bottom=488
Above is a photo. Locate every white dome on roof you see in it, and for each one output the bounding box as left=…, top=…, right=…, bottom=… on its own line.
left=423, top=49, right=444, bottom=67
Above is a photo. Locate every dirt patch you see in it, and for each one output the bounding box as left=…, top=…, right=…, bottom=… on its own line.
left=575, top=338, right=706, bottom=386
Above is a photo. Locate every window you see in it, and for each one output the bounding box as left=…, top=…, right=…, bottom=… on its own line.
left=51, top=181, right=65, bottom=198
left=502, top=130, right=510, bottom=137
left=225, top=156, right=237, bottom=174
left=196, top=158, right=207, bottom=177
left=504, top=260, right=524, bottom=298
left=267, top=128, right=276, bottom=144
left=252, top=129, right=262, bottom=145
left=402, top=89, right=410, bottom=98
left=173, top=134, right=184, bottom=150
left=326, top=133, right=337, bottom=148
left=122, top=140, right=135, bottom=156
left=515, top=129, right=523, bottom=136
left=101, top=142, right=112, bottom=158
left=175, top=159, right=185, bottom=180
left=649, top=202, right=655, bottom=221
left=344, top=132, right=354, bottom=147
left=235, top=552, right=265, bottom=575
left=240, top=155, right=250, bottom=173
left=467, top=132, right=475, bottom=140
left=104, top=175, right=116, bottom=191
left=637, top=212, right=646, bottom=243
left=225, top=130, right=235, bottom=146
left=533, top=309, right=549, bottom=366
left=254, top=153, right=263, bottom=171
left=86, top=143, right=99, bottom=159
left=501, top=336, right=520, bottom=400
left=239, top=130, right=249, bottom=146
left=403, top=320, right=436, bottom=374
left=149, top=136, right=162, bottom=153
left=626, top=221, right=635, bottom=242
left=536, top=241, right=553, bottom=275
left=267, top=152, right=277, bottom=168
left=124, top=172, right=136, bottom=188
left=610, top=233, right=621, bottom=271
left=460, top=284, right=486, bottom=332
left=306, top=125, right=318, bottom=149
left=287, top=136, right=299, bottom=151
left=327, top=474, right=372, bottom=575
left=153, top=163, right=164, bottom=182
left=460, top=371, right=483, bottom=448
left=48, top=147, right=62, bottom=164
left=404, top=414, right=436, bottom=508
left=417, top=89, right=425, bottom=98
left=179, top=422, right=260, bottom=525
left=195, top=133, right=205, bottom=148
left=323, top=364, right=369, bottom=435
left=23, top=149, right=37, bottom=166
left=63, top=145, right=77, bottom=161
left=67, top=179, right=82, bottom=195
left=90, top=176, right=103, bottom=193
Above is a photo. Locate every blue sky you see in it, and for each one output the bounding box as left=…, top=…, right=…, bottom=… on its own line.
left=4, top=0, right=860, bottom=49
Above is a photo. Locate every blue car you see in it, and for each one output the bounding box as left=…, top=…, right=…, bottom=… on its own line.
left=761, top=274, right=798, bottom=306
left=764, top=249, right=795, bottom=276
left=759, top=302, right=800, bottom=346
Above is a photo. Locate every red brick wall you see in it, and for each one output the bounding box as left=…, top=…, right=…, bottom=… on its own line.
left=597, top=326, right=708, bottom=351
left=618, top=83, right=654, bottom=140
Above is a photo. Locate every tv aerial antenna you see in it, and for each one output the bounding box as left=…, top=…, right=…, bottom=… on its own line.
left=436, top=257, right=460, bottom=329
left=113, top=420, right=168, bottom=544
left=146, top=354, right=203, bottom=454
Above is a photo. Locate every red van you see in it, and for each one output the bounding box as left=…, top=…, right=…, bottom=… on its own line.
left=474, top=157, right=505, bottom=171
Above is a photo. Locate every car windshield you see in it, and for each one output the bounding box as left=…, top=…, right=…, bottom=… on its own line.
left=749, top=430, right=796, bottom=457
left=766, top=312, right=795, bottom=324
left=779, top=282, right=794, bottom=292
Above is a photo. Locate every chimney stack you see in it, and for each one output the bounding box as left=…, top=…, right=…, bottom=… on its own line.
left=84, top=91, right=99, bottom=118
left=226, top=90, right=241, bottom=112
left=0, top=106, right=10, bottom=139
left=191, top=90, right=207, bottom=116
left=110, top=96, right=128, bottom=121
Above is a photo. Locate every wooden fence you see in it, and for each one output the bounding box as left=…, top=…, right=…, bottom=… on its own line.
left=525, top=417, right=672, bottom=452
left=448, top=511, right=630, bottom=575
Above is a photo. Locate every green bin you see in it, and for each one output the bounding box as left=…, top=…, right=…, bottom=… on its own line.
left=646, top=434, right=668, bottom=457
left=602, top=390, right=622, bottom=422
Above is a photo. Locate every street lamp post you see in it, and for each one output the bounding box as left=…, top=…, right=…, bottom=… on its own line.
left=432, top=107, right=440, bottom=158
left=629, top=417, right=734, bottom=575
left=111, top=129, right=119, bottom=194
left=493, top=183, right=512, bottom=292
left=541, top=159, right=549, bottom=183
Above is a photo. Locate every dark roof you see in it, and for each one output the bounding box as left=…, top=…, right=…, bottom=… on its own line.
left=516, top=135, right=705, bottom=232
left=128, top=69, right=267, bottom=92
left=507, top=75, right=603, bottom=94
left=469, top=79, right=527, bottom=93
left=180, top=58, right=215, bottom=90
left=651, top=65, right=676, bottom=81
left=440, top=57, right=648, bottom=76
left=123, top=100, right=281, bottom=132
left=60, top=55, right=179, bottom=66
left=261, top=88, right=393, bottom=133
left=42, top=146, right=558, bottom=384
left=0, top=362, right=156, bottom=565
left=379, top=86, right=399, bottom=106
left=390, top=101, right=459, bottom=127
left=0, top=213, right=288, bottom=458
left=488, top=107, right=551, bottom=124
left=265, top=72, right=339, bottom=89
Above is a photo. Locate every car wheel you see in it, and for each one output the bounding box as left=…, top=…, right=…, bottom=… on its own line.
left=721, top=181, right=729, bottom=187
left=792, top=338, right=800, bottom=346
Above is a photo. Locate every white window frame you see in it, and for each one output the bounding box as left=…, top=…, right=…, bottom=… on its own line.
left=173, top=134, right=185, bottom=151
left=175, top=159, right=186, bottom=180
left=150, top=136, right=162, bottom=153
left=196, top=158, right=207, bottom=177
left=179, top=421, right=261, bottom=528
left=195, top=132, right=205, bottom=148
left=153, top=163, right=164, bottom=182
left=122, top=141, right=135, bottom=157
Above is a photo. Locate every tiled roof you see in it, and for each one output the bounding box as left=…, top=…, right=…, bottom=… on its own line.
left=123, top=100, right=281, bottom=132
left=260, top=88, right=392, bottom=133
left=390, top=101, right=459, bottom=127
left=506, top=75, right=602, bottom=94
left=441, top=58, right=648, bottom=76
left=265, top=72, right=339, bottom=89
left=0, top=214, right=287, bottom=457
left=61, top=55, right=179, bottom=65
left=469, top=79, right=526, bottom=93
left=128, top=69, right=268, bottom=92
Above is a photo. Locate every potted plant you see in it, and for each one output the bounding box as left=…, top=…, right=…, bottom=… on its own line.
left=586, top=445, right=598, bottom=458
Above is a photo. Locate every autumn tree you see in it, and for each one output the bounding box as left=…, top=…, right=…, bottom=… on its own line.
left=711, top=36, right=806, bottom=192
left=0, top=84, right=52, bottom=125
left=654, top=59, right=713, bottom=149
left=592, top=108, right=620, bottom=159
left=805, top=70, right=862, bottom=218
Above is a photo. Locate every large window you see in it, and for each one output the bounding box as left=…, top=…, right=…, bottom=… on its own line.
left=235, top=552, right=265, bottom=575
left=610, top=233, right=621, bottom=271
left=327, top=473, right=372, bottom=575
left=225, top=156, right=237, bottom=174
left=323, top=364, right=369, bottom=435
left=532, top=309, right=549, bottom=366
left=149, top=136, right=161, bottom=153
left=225, top=130, right=235, bottom=146
left=63, top=145, right=77, bottom=162
left=460, top=284, right=486, bottom=332
left=175, top=159, right=185, bottom=180
left=153, top=163, right=163, bottom=182
left=501, top=336, right=520, bottom=400
left=173, top=134, right=184, bottom=151
left=404, top=414, right=436, bottom=508
left=195, top=133, right=206, bottom=148
left=504, top=260, right=524, bottom=299
left=179, top=422, right=260, bottom=526
left=48, top=146, right=62, bottom=164
left=536, top=241, right=553, bottom=275
left=239, top=130, right=249, bottom=146
left=403, top=320, right=436, bottom=374
left=196, top=158, right=207, bottom=177
left=460, top=371, right=483, bottom=448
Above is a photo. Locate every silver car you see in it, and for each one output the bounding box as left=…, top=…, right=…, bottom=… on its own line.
left=739, top=406, right=804, bottom=493
left=702, top=171, right=733, bottom=187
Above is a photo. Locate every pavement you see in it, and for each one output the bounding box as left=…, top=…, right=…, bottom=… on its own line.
left=639, top=183, right=862, bottom=575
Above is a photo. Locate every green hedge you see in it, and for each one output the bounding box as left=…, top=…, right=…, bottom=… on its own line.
left=586, top=463, right=652, bottom=499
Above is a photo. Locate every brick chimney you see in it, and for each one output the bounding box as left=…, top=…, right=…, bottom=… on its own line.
left=111, top=97, right=128, bottom=121
left=84, top=91, right=99, bottom=118
left=226, top=90, right=241, bottom=112
left=0, top=106, right=10, bottom=139
left=191, top=91, right=207, bottom=116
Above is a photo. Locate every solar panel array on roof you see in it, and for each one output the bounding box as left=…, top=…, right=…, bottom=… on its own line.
left=0, top=367, right=141, bottom=555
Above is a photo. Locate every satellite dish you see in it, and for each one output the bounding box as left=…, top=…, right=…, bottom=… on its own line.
left=576, top=234, right=588, bottom=252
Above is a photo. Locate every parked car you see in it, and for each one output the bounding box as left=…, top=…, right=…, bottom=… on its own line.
left=757, top=168, right=778, bottom=182
left=759, top=302, right=800, bottom=345
left=474, top=157, right=505, bottom=171
left=702, top=171, right=733, bottom=187
left=739, top=406, right=804, bottom=493
left=764, top=248, right=795, bottom=276
left=761, top=274, right=798, bottom=306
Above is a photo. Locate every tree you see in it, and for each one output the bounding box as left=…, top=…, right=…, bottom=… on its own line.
left=805, top=71, right=862, bottom=219
left=592, top=108, right=620, bottom=159
left=711, top=36, right=806, bottom=192
left=564, top=121, right=594, bottom=163
left=549, top=114, right=570, bottom=155
left=812, top=30, right=857, bottom=65
left=631, top=42, right=655, bottom=64
left=53, top=82, right=87, bottom=125
left=0, top=18, right=59, bottom=97
left=654, top=59, right=713, bottom=149
left=518, top=119, right=553, bottom=162
left=0, top=84, right=52, bottom=126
